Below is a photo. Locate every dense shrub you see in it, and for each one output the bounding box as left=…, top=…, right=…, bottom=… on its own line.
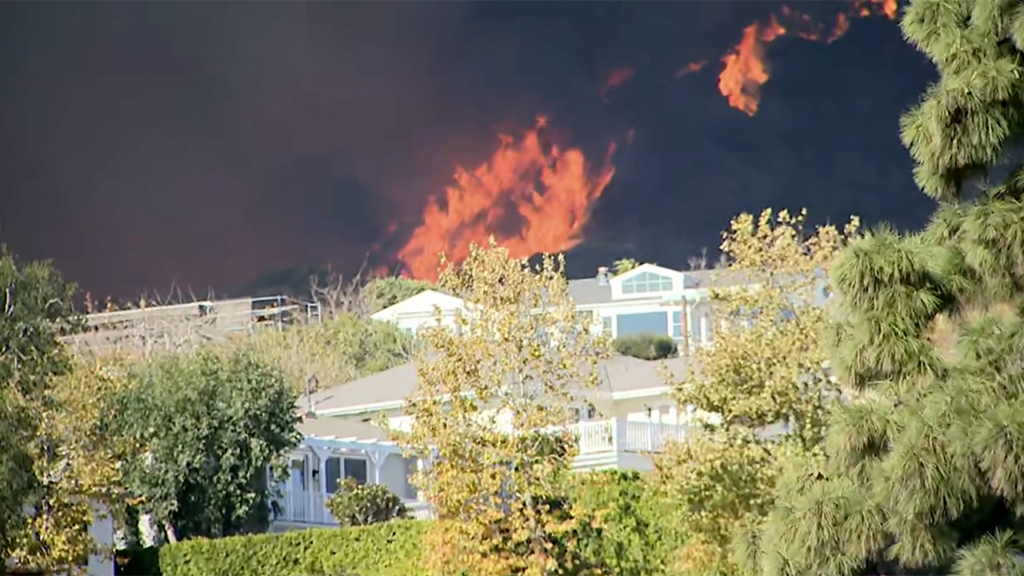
left=325, top=479, right=408, bottom=527
left=614, top=334, right=678, bottom=360
left=159, top=474, right=677, bottom=576
left=567, top=470, right=683, bottom=576
left=159, top=520, right=427, bottom=576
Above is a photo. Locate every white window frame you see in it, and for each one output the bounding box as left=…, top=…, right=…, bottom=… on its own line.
left=323, top=454, right=371, bottom=494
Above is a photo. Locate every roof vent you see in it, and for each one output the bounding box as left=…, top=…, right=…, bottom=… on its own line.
left=597, top=266, right=610, bottom=286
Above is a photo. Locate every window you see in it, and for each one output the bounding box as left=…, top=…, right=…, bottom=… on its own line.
left=574, top=310, right=596, bottom=324
left=670, top=309, right=705, bottom=343
left=569, top=402, right=597, bottom=422
left=690, top=308, right=702, bottom=342
left=620, top=272, right=674, bottom=295
left=615, top=311, right=669, bottom=337
left=602, top=316, right=613, bottom=334
left=324, top=456, right=370, bottom=494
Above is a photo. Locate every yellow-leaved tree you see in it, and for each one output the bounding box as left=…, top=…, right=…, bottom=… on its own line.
left=394, top=239, right=611, bottom=576
left=8, top=355, right=140, bottom=574
left=653, top=208, right=859, bottom=576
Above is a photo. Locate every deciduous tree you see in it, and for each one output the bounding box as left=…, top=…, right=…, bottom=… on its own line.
left=0, top=246, right=96, bottom=570
left=115, top=349, right=301, bottom=541
left=395, top=239, right=611, bottom=576
left=653, top=209, right=858, bottom=576
left=755, top=2, right=1024, bottom=575
left=9, top=357, right=139, bottom=573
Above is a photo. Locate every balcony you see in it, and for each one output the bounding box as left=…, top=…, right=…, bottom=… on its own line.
left=570, top=418, right=689, bottom=454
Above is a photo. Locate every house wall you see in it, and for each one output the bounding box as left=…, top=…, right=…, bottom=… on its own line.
left=371, top=290, right=467, bottom=334
left=380, top=453, right=418, bottom=500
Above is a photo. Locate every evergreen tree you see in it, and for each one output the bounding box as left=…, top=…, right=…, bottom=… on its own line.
left=748, top=2, right=1024, bottom=576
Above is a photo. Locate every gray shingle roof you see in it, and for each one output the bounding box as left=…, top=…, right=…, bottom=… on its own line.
left=302, top=354, right=691, bottom=414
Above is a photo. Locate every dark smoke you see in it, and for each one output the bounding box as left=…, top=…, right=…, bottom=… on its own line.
left=0, top=1, right=937, bottom=299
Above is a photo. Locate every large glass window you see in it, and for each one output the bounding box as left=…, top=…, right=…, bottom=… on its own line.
left=671, top=311, right=683, bottom=339
left=602, top=316, right=613, bottom=334
left=615, top=311, right=669, bottom=337
left=620, top=272, right=674, bottom=295
left=324, top=456, right=370, bottom=494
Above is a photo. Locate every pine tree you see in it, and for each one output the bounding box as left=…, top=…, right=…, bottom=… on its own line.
left=749, top=2, right=1024, bottom=575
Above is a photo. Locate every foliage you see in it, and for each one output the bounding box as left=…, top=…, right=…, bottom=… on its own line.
left=0, top=245, right=84, bottom=398
left=394, top=239, right=612, bottom=576
left=231, top=312, right=415, bottom=394
left=567, top=471, right=684, bottom=576
left=325, top=478, right=409, bottom=527
left=613, top=334, right=678, bottom=360
left=612, top=258, right=639, bottom=276
left=898, top=0, right=1024, bottom=202
left=8, top=357, right=141, bottom=573
left=0, top=246, right=127, bottom=573
left=158, top=520, right=429, bottom=576
left=115, top=349, right=301, bottom=541
left=362, top=276, right=431, bottom=313
left=755, top=4, right=1024, bottom=575
left=654, top=208, right=858, bottom=576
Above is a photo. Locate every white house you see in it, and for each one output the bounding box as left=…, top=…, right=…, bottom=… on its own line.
left=270, top=264, right=768, bottom=532
left=369, top=263, right=751, bottom=351
left=270, top=353, right=701, bottom=531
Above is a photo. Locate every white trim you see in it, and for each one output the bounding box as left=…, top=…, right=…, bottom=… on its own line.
left=315, top=400, right=405, bottom=417
left=303, top=434, right=404, bottom=454
left=609, top=386, right=671, bottom=400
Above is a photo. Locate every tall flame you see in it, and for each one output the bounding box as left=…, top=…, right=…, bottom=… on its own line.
left=680, top=0, right=899, bottom=116
left=396, top=116, right=617, bottom=281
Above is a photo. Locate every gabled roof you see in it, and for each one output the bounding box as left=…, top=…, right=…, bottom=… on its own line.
left=369, top=289, right=467, bottom=321
left=300, top=355, right=690, bottom=415
left=611, top=263, right=686, bottom=284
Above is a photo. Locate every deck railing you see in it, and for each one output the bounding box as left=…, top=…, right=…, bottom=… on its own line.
left=569, top=418, right=689, bottom=454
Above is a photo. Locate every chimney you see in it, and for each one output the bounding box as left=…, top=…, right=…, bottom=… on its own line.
left=597, top=266, right=610, bottom=286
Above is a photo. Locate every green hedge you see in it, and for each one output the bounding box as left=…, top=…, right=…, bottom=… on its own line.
left=159, top=520, right=427, bottom=576
left=158, top=473, right=677, bottom=576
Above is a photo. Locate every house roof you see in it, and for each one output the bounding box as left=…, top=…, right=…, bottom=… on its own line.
left=298, top=417, right=390, bottom=440
left=301, top=354, right=690, bottom=415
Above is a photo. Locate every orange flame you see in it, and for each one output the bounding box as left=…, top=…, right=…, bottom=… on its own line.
left=600, top=67, right=636, bottom=100
left=688, top=0, right=899, bottom=116
left=396, top=116, right=618, bottom=281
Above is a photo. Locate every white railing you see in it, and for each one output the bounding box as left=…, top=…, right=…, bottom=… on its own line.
left=569, top=418, right=689, bottom=454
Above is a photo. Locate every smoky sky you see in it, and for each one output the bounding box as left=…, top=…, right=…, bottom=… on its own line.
left=0, top=1, right=937, bottom=298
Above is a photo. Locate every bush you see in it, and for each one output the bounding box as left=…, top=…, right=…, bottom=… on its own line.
left=325, top=479, right=408, bottom=527
left=614, top=334, right=678, bottom=360
left=159, top=520, right=428, bottom=576
left=567, top=470, right=685, bottom=576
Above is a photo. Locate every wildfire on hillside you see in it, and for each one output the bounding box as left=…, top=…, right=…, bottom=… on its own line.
left=395, top=116, right=619, bottom=282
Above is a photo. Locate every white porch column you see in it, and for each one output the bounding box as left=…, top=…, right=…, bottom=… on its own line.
left=367, top=449, right=388, bottom=485
left=309, top=447, right=332, bottom=524
left=416, top=457, right=428, bottom=502
left=87, top=502, right=114, bottom=576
